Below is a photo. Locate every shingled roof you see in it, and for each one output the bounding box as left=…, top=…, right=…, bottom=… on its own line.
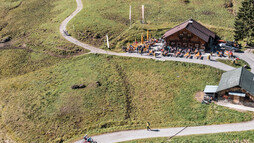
left=217, top=67, right=254, bottom=96
left=163, top=19, right=216, bottom=42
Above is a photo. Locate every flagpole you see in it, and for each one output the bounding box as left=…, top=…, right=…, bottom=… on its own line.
left=106, top=35, right=110, bottom=49
left=142, top=5, right=145, bottom=24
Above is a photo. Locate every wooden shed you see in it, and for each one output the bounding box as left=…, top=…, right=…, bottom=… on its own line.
left=216, top=68, right=254, bottom=106
left=162, top=19, right=216, bottom=52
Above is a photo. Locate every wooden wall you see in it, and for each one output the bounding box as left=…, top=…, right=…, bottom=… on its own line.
left=165, top=28, right=207, bottom=49
left=217, top=86, right=254, bottom=104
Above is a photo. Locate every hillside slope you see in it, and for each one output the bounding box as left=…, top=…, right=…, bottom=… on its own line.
left=0, top=54, right=252, bottom=142
left=0, top=0, right=91, bottom=81
left=0, top=0, right=87, bottom=56
left=67, top=0, right=243, bottom=51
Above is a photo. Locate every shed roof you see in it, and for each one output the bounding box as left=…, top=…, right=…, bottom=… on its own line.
left=163, top=19, right=216, bottom=42
left=217, top=67, right=254, bottom=96
left=204, top=85, right=218, bottom=93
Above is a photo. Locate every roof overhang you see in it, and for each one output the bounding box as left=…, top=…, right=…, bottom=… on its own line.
left=204, top=85, right=218, bottom=94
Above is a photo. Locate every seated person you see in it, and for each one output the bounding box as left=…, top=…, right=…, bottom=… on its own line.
left=184, top=52, right=190, bottom=58
left=148, top=50, right=153, bottom=56
left=195, top=52, right=200, bottom=58
left=176, top=51, right=181, bottom=57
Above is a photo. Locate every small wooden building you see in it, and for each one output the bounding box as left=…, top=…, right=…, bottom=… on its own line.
left=163, top=19, right=216, bottom=52
left=216, top=68, right=254, bottom=106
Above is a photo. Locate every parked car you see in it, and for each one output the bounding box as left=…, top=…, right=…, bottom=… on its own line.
left=218, top=43, right=240, bottom=52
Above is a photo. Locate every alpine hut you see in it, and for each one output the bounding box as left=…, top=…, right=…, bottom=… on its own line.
left=163, top=19, right=216, bottom=52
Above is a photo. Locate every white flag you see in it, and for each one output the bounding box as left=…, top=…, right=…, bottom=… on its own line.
left=129, top=5, right=131, bottom=20
left=106, top=35, right=110, bottom=49
left=142, top=5, right=145, bottom=22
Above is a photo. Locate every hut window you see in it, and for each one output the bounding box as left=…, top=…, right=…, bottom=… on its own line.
left=188, top=43, right=193, bottom=48
left=187, top=34, right=192, bottom=39
left=195, top=44, right=199, bottom=48
left=183, top=43, right=187, bottom=47
left=179, top=34, right=184, bottom=39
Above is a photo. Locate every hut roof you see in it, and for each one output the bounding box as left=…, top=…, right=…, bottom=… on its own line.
left=217, top=67, right=254, bottom=96
left=163, top=19, right=216, bottom=42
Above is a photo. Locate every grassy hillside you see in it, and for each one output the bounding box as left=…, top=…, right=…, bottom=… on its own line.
left=67, top=0, right=243, bottom=51
left=216, top=59, right=251, bottom=70
left=0, top=0, right=87, bottom=56
left=0, top=0, right=91, bottom=80
left=120, top=130, right=254, bottom=143
left=0, top=0, right=252, bottom=142
left=0, top=54, right=252, bottom=142
left=0, top=49, right=63, bottom=80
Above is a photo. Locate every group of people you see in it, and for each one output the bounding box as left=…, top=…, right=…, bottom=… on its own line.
left=127, top=40, right=204, bottom=59
left=126, top=38, right=163, bottom=54
left=83, top=134, right=97, bottom=143
left=216, top=50, right=234, bottom=58
left=161, top=46, right=203, bottom=59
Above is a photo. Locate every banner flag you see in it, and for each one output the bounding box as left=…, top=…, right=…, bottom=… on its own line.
left=106, top=35, right=110, bottom=49
left=142, top=5, right=145, bottom=23
left=129, top=5, right=131, bottom=20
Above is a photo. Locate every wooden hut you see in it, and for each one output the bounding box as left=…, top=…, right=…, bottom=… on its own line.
left=163, top=19, right=216, bottom=52
left=216, top=68, right=254, bottom=106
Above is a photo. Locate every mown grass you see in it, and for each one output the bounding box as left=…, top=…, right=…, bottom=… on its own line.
left=67, top=0, right=243, bottom=51
left=0, top=54, right=252, bottom=142
left=120, top=130, right=254, bottom=143
left=216, top=59, right=251, bottom=70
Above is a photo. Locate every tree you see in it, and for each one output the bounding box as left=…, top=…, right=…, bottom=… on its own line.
left=234, top=0, right=254, bottom=45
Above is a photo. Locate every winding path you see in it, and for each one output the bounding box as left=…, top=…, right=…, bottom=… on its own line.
left=235, top=49, right=254, bottom=73
left=59, top=0, right=254, bottom=142
left=59, top=0, right=237, bottom=72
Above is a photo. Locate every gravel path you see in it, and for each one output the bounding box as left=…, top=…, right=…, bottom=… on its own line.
left=60, top=0, right=254, bottom=142
left=74, top=119, right=254, bottom=143
left=235, top=49, right=254, bottom=73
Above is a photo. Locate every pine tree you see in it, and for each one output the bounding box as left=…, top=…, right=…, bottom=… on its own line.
left=234, top=0, right=254, bottom=45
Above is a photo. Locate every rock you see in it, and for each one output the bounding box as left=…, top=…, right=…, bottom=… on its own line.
left=224, top=1, right=233, bottom=8
left=71, top=84, right=86, bottom=89
left=71, top=85, right=80, bottom=89
left=0, top=36, right=11, bottom=43
left=96, top=81, right=101, bottom=87
left=79, top=84, right=86, bottom=88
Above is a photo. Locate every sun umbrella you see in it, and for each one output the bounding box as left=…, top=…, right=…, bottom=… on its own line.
left=147, top=30, right=149, bottom=41
left=141, top=34, right=144, bottom=44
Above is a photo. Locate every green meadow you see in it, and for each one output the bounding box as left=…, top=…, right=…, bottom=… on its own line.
left=67, top=0, right=243, bottom=51
left=216, top=59, right=251, bottom=70
left=0, top=0, right=88, bottom=56
left=0, top=54, right=252, bottom=142
left=0, top=0, right=253, bottom=142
